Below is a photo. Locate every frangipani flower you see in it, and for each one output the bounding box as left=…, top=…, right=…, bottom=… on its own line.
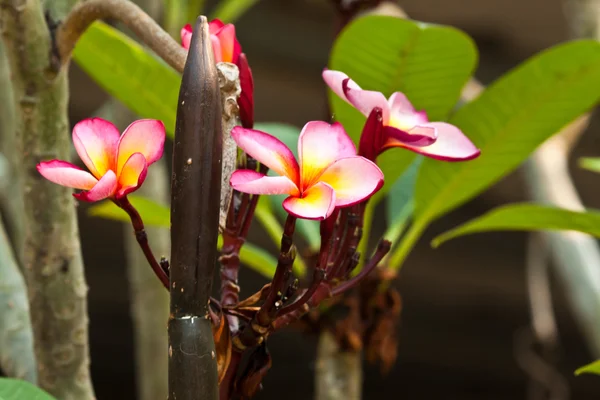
left=322, top=69, right=480, bottom=162
left=181, top=19, right=254, bottom=129
left=37, top=118, right=165, bottom=202
left=230, top=122, right=384, bottom=220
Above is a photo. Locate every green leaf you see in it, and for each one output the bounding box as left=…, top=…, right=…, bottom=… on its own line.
left=73, top=21, right=180, bottom=137
left=0, top=378, right=56, bottom=400
left=238, top=241, right=277, bottom=279
left=88, top=195, right=170, bottom=227
left=254, top=122, right=321, bottom=252
left=210, top=0, right=259, bottom=23
left=432, top=203, right=600, bottom=248
left=415, top=40, right=600, bottom=227
left=328, top=15, right=477, bottom=193
left=579, top=157, right=600, bottom=173
left=576, top=360, right=600, bottom=376
left=386, top=156, right=423, bottom=223
left=88, top=196, right=278, bottom=278
left=382, top=156, right=423, bottom=244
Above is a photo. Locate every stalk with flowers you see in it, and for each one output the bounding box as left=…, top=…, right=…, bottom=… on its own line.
left=3, top=0, right=600, bottom=400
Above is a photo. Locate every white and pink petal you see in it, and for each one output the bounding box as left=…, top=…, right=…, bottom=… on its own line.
left=318, top=157, right=383, bottom=207
left=298, top=121, right=356, bottom=189
left=116, top=153, right=148, bottom=198
left=282, top=182, right=336, bottom=220
left=231, top=126, right=300, bottom=183
left=72, top=118, right=120, bottom=178
left=230, top=170, right=299, bottom=196
left=116, top=119, right=165, bottom=176
left=383, top=122, right=480, bottom=161
left=37, top=160, right=98, bottom=190
left=73, top=170, right=118, bottom=202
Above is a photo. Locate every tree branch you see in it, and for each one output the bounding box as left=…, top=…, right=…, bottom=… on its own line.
left=56, top=0, right=187, bottom=73
left=169, top=15, right=221, bottom=400
left=0, top=0, right=95, bottom=397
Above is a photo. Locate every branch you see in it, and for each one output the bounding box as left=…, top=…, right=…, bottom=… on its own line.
left=56, top=0, right=187, bottom=73
left=115, top=196, right=169, bottom=289
left=168, top=16, right=221, bottom=400
left=0, top=0, right=95, bottom=397
left=0, top=215, right=36, bottom=383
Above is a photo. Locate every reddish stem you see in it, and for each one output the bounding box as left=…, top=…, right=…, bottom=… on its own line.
left=114, top=196, right=169, bottom=289
left=331, top=239, right=391, bottom=296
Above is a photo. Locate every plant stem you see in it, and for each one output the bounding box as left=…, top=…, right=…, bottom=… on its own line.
left=169, top=16, right=221, bottom=400
left=355, top=200, right=375, bottom=273
left=115, top=196, right=170, bottom=289
left=0, top=0, right=95, bottom=397
left=56, top=0, right=187, bottom=73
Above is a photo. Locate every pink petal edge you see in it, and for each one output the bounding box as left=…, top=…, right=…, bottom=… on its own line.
left=37, top=160, right=98, bottom=190
left=230, top=170, right=299, bottom=196
left=72, top=117, right=120, bottom=178
left=231, top=126, right=300, bottom=184
left=318, top=156, right=384, bottom=207
left=116, top=119, right=165, bottom=176
left=116, top=153, right=148, bottom=198
left=383, top=122, right=480, bottom=161
left=181, top=24, right=192, bottom=50
left=73, top=170, right=118, bottom=202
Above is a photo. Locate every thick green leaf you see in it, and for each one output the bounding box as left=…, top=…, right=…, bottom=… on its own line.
left=579, top=157, right=600, bottom=173
left=238, top=242, right=277, bottom=279
left=576, top=360, right=600, bottom=376
left=88, top=195, right=171, bottom=227
left=386, top=156, right=423, bottom=223
left=210, top=0, right=259, bottom=23
left=382, top=156, right=423, bottom=244
left=73, top=21, right=180, bottom=137
left=0, top=378, right=56, bottom=400
left=432, top=203, right=600, bottom=248
left=328, top=15, right=477, bottom=193
left=415, top=40, right=600, bottom=227
left=255, top=122, right=321, bottom=252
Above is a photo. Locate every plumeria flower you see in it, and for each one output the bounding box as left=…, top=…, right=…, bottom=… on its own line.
left=322, top=69, right=480, bottom=162
left=181, top=19, right=254, bottom=129
left=37, top=118, right=165, bottom=202
left=230, top=121, right=384, bottom=220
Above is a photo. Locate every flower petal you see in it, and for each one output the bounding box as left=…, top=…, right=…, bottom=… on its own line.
left=230, top=170, right=299, bottom=195
left=237, top=53, right=254, bottom=129
left=116, top=153, right=148, bottom=198
left=388, top=92, right=417, bottom=115
left=298, top=121, right=356, bottom=190
left=72, top=118, right=120, bottom=178
left=211, top=35, right=223, bottom=63
left=209, top=19, right=225, bottom=33
left=116, top=119, right=165, bottom=176
left=383, top=125, right=437, bottom=147
left=73, top=170, right=118, bottom=202
left=282, top=182, right=336, bottom=220
left=37, top=160, right=98, bottom=189
left=181, top=24, right=193, bottom=50
left=213, top=24, right=238, bottom=64
left=319, top=157, right=383, bottom=207
left=231, top=126, right=299, bottom=183
left=344, top=83, right=390, bottom=123
left=383, top=122, right=481, bottom=161
left=322, top=69, right=353, bottom=103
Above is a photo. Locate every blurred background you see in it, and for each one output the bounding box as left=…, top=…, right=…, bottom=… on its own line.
left=69, top=0, right=600, bottom=398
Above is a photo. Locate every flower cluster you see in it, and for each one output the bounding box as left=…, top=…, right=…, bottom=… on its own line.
left=37, top=19, right=479, bottom=222
left=37, top=118, right=165, bottom=201
left=181, top=19, right=254, bottom=129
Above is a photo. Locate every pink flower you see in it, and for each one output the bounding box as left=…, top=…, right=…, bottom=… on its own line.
left=37, top=118, right=165, bottom=202
left=230, top=122, right=384, bottom=220
left=322, top=69, right=480, bottom=162
left=181, top=20, right=254, bottom=129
